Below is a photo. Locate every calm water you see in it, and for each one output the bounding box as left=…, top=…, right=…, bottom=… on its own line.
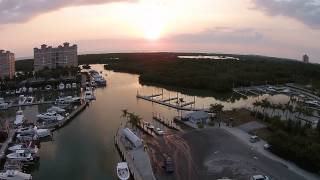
left=29, top=64, right=285, bottom=179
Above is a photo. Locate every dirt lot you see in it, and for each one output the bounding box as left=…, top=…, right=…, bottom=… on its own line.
left=146, top=128, right=306, bottom=180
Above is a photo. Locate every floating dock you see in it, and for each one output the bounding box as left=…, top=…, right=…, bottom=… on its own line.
left=137, top=94, right=209, bottom=112
left=115, top=129, right=156, bottom=180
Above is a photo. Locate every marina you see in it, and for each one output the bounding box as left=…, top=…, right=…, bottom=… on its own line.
left=1, top=64, right=319, bottom=180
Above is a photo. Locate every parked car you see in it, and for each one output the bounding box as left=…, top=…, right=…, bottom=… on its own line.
left=249, top=135, right=260, bottom=143
left=251, top=175, right=270, bottom=180
left=155, top=128, right=164, bottom=135
left=263, top=143, right=271, bottom=150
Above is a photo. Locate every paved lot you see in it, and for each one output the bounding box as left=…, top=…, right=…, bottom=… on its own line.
left=238, top=121, right=266, bottom=132
left=147, top=128, right=307, bottom=180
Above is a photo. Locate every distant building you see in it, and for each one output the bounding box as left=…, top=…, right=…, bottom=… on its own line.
left=34, top=42, right=78, bottom=71
left=0, top=50, right=15, bottom=79
left=303, top=54, right=309, bottom=63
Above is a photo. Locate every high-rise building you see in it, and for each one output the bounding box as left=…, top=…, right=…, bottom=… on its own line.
left=303, top=54, right=309, bottom=63
left=0, top=50, right=15, bottom=79
left=34, top=42, right=78, bottom=71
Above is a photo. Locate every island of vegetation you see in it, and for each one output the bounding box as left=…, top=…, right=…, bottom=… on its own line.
left=79, top=52, right=320, bottom=93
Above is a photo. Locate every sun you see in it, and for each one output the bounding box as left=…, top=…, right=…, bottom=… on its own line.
left=144, top=24, right=163, bottom=41
left=135, top=2, right=169, bottom=41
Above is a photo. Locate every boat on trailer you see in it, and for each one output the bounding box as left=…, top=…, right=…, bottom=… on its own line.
left=117, top=162, right=130, bottom=180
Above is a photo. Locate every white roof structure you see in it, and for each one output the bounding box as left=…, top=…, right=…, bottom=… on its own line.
left=184, top=111, right=209, bottom=120
left=122, top=128, right=143, bottom=148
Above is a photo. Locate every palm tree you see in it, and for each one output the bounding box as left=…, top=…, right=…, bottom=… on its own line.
left=121, top=109, right=129, bottom=126
left=121, top=109, right=128, bottom=119
left=209, top=103, right=224, bottom=123
left=260, top=99, right=271, bottom=120
left=128, top=113, right=142, bottom=129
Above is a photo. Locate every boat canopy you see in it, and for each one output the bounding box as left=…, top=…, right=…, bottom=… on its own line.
left=122, top=128, right=143, bottom=148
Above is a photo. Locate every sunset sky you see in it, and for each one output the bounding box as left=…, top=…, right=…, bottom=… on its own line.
left=0, top=0, right=319, bottom=61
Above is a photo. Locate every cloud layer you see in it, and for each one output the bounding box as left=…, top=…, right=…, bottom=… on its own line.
left=0, top=0, right=133, bottom=24
left=252, top=0, right=320, bottom=29
left=169, top=27, right=265, bottom=44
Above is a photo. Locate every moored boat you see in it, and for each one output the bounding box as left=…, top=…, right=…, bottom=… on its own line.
left=37, top=112, right=64, bottom=121
left=117, top=162, right=130, bottom=180
left=14, top=110, right=25, bottom=126
left=6, top=150, right=34, bottom=162
left=47, top=106, right=65, bottom=113
left=0, top=170, right=32, bottom=180
left=8, top=143, right=38, bottom=154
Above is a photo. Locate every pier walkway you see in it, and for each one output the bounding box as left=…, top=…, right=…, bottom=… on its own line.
left=115, top=129, right=156, bottom=180
left=152, top=113, right=179, bottom=131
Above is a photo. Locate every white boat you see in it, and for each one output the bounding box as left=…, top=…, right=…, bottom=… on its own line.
left=35, top=128, right=51, bottom=138
left=18, top=95, right=27, bottom=105
left=17, top=127, right=34, bottom=135
left=25, top=97, right=34, bottom=104
left=56, top=96, right=79, bottom=105
left=95, top=77, right=107, bottom=85
left=90, top=71, right=107, bottom=85
left=84, top=90, right=96, bottom=102
left=16, top=134, right=38, bottom=141
left=65, top=83, right=71, bottom=89
left=21, top=87, right=27, bottom=93
left=28, top=87, right=33, bottom=93
left=0, top=170, right=32, bottom=180
left=8, top=144, right=38, bottom=154
left=58, top=83, right=65, bottom=90
left=14, top=110, right=25, bottom=126
left=72, top=83, right=77, bottom=89
left=0, top=98, right=8, bottom=110
left=6, top=150, right=34, bottom=162
left=37, top=112, right=64, bottom=121
left=15, top=88, right=21, bottom=95
left=117, top=162, right=130, bottom=180
left=47, top=106, right=65, bottom=113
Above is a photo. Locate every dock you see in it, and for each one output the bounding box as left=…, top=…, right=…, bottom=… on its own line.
left=137, top=94, right=209, bottom=112
left=232, top=88, right=249, bottom=97
left=38, top=102, right=87, bottom=131
left=0, top=129, right=17, bottom=160
left=152, top=113, right=179, bottom=131
left=136, top=123, right=155, bottom=137
left=115, top=129, right=156, bottom=180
